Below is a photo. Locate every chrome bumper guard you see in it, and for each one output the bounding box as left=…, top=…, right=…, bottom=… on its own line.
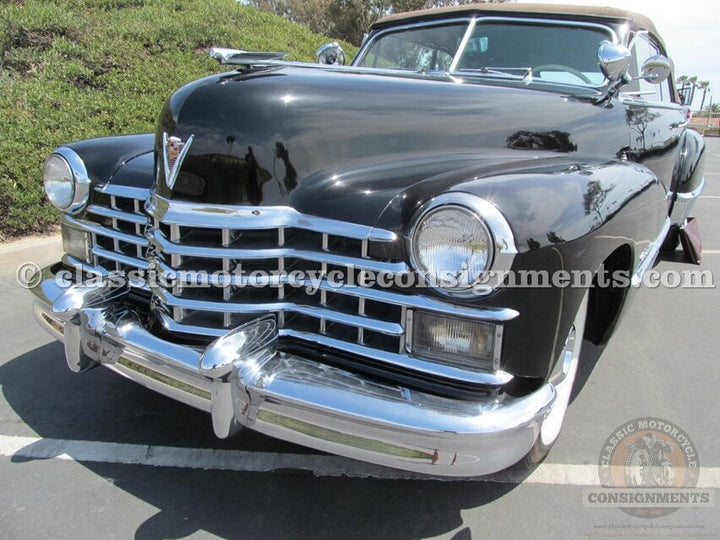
left=31, top=267, right=556, bottom=477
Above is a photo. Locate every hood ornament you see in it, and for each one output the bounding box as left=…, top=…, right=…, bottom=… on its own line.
left=162, top=132, right=194, bottom=190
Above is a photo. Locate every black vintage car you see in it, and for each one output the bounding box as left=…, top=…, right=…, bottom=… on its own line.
left=31, top=4, right=705, bottom=476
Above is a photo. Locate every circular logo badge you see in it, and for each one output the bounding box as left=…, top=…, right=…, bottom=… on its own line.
left=598, top=417, right=700, bottom=518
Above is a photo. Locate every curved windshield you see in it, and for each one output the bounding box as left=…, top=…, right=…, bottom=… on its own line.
left=356, top=19, right=613, bottom=87
left=356, top=23, right=467, bottom=71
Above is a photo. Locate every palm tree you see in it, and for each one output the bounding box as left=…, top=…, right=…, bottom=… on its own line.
left=676, top=75, right=693, bottom=106
left=697, top=81, right=710, bottom=113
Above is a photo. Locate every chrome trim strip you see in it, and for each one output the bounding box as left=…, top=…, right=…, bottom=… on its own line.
left=54, top=147, right=91, bottom=215
left=149, top=228, right=409, bottom=274
left=112, top=357, right=211, bottom=401
left=87, top=204, right=148, bottom=225
left=63, top=215, right=148, bottom=247
left=146, top=194, right=397, bottom=242
left=449, top=18, right=476, bottom=72
left=95, top=184, right=150, bottom=201
left=154, top=288, right=404, bottom=336
left=632, top=218, right=671, bottom=287
left=92, top=245, right=151, bottom=270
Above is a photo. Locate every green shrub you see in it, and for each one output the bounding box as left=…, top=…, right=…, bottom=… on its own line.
left=0, top=0, right=354, bottom=239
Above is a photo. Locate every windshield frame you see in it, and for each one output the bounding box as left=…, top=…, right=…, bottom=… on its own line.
left=353, top=16, right=619, bottom=89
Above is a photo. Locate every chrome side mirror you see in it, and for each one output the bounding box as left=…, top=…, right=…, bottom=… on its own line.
left=597, top=41, right=632, bottom=82
left=316, top=42, right=346, bottom=66
left=639, top=55, right=672, bottom=84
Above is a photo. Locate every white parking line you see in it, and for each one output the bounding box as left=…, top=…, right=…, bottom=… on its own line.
left=703, top=250, right=720, bottom=255
left=1, top=435, right=719, bottom=487
left=700, top=196, right=720, bottom=199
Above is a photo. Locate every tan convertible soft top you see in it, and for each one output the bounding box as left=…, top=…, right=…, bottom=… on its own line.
left=373, top=3, right=660, bottom=44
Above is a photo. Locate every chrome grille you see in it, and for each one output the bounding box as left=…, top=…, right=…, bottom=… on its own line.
left=63, top=184, right=150, bottom=275
left=146, top=195, right=410, bottom=355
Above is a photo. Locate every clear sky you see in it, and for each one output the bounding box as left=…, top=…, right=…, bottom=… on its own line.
left=521, top=0, right=719, bottom=110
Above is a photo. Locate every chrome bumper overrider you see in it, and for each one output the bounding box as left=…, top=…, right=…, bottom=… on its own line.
left=31, top=266, right=556, bottom=477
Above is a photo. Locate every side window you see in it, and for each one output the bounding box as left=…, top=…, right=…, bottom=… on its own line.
left=626, top=33, right=674, bottom=103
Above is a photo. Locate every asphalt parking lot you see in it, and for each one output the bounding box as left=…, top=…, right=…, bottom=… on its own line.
left=1, top=140, right=719, bottom=539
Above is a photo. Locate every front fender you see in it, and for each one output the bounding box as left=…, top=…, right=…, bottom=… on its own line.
left=65, top=134, right=155, bottom=189
left=374, top=158, right=667, bottom=380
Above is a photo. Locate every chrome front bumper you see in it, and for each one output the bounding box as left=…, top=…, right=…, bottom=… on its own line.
left=31, top=267, right=556, bottom=477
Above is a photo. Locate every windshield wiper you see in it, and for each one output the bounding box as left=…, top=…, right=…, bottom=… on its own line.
left=453, top=67, right=533, bottom=83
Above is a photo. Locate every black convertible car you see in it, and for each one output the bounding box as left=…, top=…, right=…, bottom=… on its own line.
left=30, top=3, right=704, bottom=476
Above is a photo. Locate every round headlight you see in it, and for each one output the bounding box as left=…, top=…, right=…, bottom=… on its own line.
left=42, top=148, right=90, bottom=214
left=411, top=205, right=492, bottom=293
left=43, top=154, right=75, bottom=210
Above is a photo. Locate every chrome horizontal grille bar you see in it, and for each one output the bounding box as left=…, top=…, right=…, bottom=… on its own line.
left=87, top=204, right=148, bottom=225
left=148, top=228, right=409, bottom=274
left=154, top=288, right=404, bottom=336
left=96, top=184, right=151, bottom=200
left=92, top=245, right=151, bottom=270
left=147, top=193, right=397, bottom=242
left=66, top=215, right=148, bottom=246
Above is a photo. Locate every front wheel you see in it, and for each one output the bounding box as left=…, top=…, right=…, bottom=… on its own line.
left=525, top=291, right=588, bottom=464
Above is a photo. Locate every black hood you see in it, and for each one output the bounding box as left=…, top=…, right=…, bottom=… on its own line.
left=155, top=65, right=629, bottom=227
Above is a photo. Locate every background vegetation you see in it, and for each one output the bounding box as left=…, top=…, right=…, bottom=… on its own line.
left=251, top=0, right=508, bottom=46
left=0, top=0, right=354, bottom=240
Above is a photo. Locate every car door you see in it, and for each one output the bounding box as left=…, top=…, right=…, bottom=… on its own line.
left=621, top=32, right=686, bottom=197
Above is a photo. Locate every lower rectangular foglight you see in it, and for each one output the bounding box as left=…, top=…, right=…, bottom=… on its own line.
left=410, top=311, right=498, bottom=372
left=61, top=223, right=92, bottom=264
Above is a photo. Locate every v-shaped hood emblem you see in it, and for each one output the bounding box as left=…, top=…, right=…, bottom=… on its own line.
left=162, top=132, right=194, bottom=190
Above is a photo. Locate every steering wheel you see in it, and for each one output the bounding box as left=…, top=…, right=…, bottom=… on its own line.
left=531, top=64, right=593, bottom=85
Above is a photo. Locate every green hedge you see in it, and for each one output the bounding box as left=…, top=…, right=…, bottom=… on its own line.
left=0, top=0, right=354, bottom=239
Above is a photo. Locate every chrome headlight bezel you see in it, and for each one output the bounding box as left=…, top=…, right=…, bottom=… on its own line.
left=408, top=193, right=516, bottom=297
left=43, top=147, right=90, bottom=214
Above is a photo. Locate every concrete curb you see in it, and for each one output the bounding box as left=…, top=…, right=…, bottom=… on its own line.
left=0, top=234, right=62, bottom=277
